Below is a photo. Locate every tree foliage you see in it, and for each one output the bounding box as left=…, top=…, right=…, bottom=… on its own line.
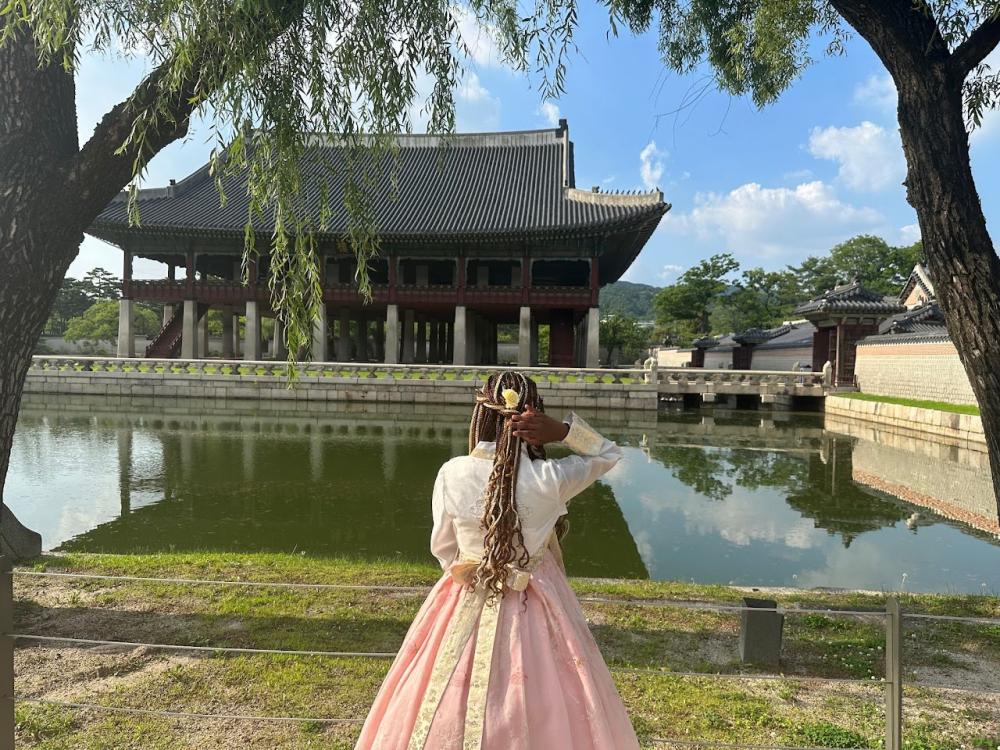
left=600, top=314, right=652, bottom=366
left=600, top=281, right=660, bottom=319
left=64, top=300, right=160, bottom=342
left=655, top=235, right=924, bottom=344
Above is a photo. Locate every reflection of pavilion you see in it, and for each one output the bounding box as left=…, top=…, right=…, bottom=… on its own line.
left=26, top=398, right=648, bottom=577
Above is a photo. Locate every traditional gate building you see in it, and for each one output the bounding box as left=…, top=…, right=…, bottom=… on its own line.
left=91, top=121, right=669, bottom=366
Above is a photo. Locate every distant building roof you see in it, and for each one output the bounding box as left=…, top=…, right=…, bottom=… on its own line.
left=754, top=321, right=816, bottom=350
left=89, top=122, right=670, bottom=284
left=899, top=263, right=935, bottom=307
left=794, top=280, right=906, bottom=318
left=860, top=301, right=951, bottom=344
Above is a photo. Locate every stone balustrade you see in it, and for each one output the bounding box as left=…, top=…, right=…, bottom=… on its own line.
left=25, top=356, right=828, bottom=410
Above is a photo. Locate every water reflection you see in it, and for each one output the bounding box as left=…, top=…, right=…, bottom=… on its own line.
left=8, top=395, right=1000, bottom=593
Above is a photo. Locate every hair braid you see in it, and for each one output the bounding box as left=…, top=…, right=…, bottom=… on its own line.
left=468, top=371, right=545, bottom=601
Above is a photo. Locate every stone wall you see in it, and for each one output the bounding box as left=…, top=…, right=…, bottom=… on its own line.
left=854, top=339, right=977, bottom=405
left=750, top=346, right=811, bottom=373
left=825, top=394, right=985, bottom=449
left=23, top=367, right=659, bottom=411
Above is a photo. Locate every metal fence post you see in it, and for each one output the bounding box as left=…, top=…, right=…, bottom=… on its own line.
left=0, top=556, right=13, bottom=750
left=885, top=596, right=902, bottom=750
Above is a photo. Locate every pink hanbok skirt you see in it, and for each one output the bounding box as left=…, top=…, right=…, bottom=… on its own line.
left=355, top=554, right=640, bottom=749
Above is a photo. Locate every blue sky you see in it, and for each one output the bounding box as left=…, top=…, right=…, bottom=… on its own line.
left=71, top=3, right=1000, bottom=286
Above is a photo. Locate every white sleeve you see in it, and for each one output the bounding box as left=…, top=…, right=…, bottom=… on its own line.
left=429, top=465, right=458, bottom=570
left=548, top=413, right=623, bottom=504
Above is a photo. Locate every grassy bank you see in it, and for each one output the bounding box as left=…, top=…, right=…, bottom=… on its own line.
left=13, top=552, right=1000, bottom=749
left=834, top=392, right=981, bottom=416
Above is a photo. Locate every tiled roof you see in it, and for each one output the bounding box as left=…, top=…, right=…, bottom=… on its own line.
left=860, top=301, right=951, bottom=344
left=898, top=263, right=935, bottom=305
left=91, top=126, right=668, bottom=243
left=794, top=280, right=906, bottom=317
left=754, top=322, right=816, bottom=350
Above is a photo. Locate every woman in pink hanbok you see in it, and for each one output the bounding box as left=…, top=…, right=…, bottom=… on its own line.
left=356, top=371, right=640, bottom=750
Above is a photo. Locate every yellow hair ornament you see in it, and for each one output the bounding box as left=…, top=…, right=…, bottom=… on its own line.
left=501, top=388, right=519, bottom=410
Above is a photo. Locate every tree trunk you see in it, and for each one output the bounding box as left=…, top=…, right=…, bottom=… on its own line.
left=828, top=0, right=1000, bottom=516
left=0, top=22, right=80, bottom=559
left=894, top=73, right=1000, bottom=516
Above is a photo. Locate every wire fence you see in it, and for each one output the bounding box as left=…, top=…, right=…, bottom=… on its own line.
left=5, top=558, right=1000, bottom=750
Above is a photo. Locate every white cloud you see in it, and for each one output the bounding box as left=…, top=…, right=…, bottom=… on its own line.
left=457, top=71, right=490, bottom=103
left=666, top=180, right=885, bottom=261
left=808, top=121, right=905, bottom=192
left=639, top=141, right=665, bottom=190
left=453, top=6, right=506, bottom=69
left=899, top=223, right=921, bottom=244
left=537, top=101, right=561, bottom=127
left=409, top=69, right=500, bottom=132
left=659, top=264, right=684, bottom=280
left=853, top=73, right=897, bottom=113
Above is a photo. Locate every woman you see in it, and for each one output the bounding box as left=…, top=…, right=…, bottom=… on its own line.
left=356, top=371, right=639, bottom=750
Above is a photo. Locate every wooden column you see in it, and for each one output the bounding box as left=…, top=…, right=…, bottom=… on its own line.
left=388, top=254, right=398, bottom=303
left=185, top=251, right=195, bottom=298
left=122, top=250, right=133, bottom=298
left=589, top=255, right=600, bottom=306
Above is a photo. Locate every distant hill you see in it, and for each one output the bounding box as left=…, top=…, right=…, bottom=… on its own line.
left=600, top=281, right=660, bottom=320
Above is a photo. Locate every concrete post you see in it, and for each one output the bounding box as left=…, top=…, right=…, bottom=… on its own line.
left=162, top=303, right=174, bottom=327
left=198, top=310, right=210, bottom=358
left=518, top=306, right=532, bottom=367
left=453, top=306, right=467, bottom=365
left=312, top=305, right=329, bottom=361
left=244, top=301, right=261, bottom=360
left=416, top=315, right=427, bottom=363
left=385, top=304, right=400, bottom=364
left=338, top=308, right=351, bottom=361
left=402, top=308, right=415, bottom=363
left=586, top=306, right=600, bottom=368
left=181, top=299, right=198, bottom=359
left=221, top=310, right=235, bottom=359
left=116, top=298, right=135, bottom=358
left=355, top=312, right=368, bottom=362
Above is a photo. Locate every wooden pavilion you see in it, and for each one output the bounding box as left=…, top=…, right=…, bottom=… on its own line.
left=90, top=121, right=669, bottom=366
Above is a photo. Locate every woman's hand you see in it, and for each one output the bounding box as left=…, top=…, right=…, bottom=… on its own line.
left=511, top=408, right=570, bottom=447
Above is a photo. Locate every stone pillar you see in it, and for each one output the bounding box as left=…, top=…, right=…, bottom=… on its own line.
left=355, top=312, right=368, bottom=361
left=198, top=310, right=210, bottom=358
left=312, top=305, right=329, bottom=361
left=402, top=308, right=415, bottom=363
left=453, top=306, right=467, bottom=365
left=181, top=300, right=198, bottom=359
left=518, top=306, right=531, bottom=366
left=428, top=322, right=440, bottom=363
left=162, top=303, right=174, bottom=327
left=385, top=304, right=400, bottom=364
left=272, top=318, right=287, bottom=360
left=337, top=308, right=351, bottom=361
left=116, top=298, right=135, bottom=358
left=243, top=300, right=260, bottom=362
left=231, top=312, right=241, bottom=359
left=445, top=321, right=454, bottom=363
left=586, top=306, right=600, bottom=368
left=244, top=301, right=261, bottom=360
left=222, top=310, right=235, bottom=359
left=415, top=315, right=427, bottom=363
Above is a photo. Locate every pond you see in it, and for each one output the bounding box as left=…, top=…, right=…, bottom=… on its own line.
left=8, top=393, right=1000, bottom=594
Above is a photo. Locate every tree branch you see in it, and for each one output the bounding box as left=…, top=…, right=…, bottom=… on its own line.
left=951, top=12, right=1000, bottom=78
left=62, top=0, right=305, bottom=229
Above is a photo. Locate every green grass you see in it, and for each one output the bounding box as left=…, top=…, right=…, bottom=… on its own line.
left=833, top=392, right=980, bottom=416
left=14, top=552, right=1000, bottom=748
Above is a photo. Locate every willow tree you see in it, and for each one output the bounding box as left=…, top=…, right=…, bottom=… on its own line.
left=611, top=0, right=1000, bottom=513
left=0, top=0, right=578, bottom=559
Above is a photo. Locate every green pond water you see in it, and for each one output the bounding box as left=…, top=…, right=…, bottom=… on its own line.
left=9, top=393, right=1000, bottom=594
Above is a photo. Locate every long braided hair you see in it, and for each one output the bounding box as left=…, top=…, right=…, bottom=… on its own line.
left=468, top=372, right=545, bottom=600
